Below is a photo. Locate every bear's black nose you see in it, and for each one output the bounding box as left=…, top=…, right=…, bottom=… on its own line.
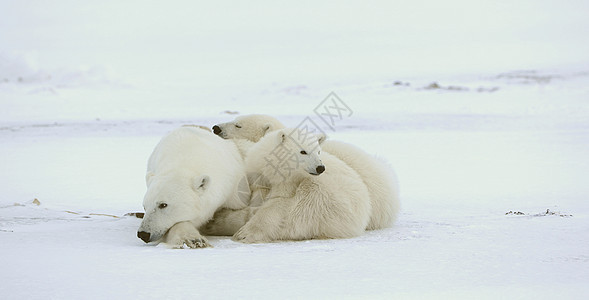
left=316, top=165, right=325, bottom=174
left=137, top=231, right=151, bottom=243
left=212, top=125, right=222, bottom=135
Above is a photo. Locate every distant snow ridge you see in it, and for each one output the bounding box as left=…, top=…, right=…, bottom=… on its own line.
left=0, top=51, right=47, bottom=83
left=0, top=51, right=116, bottom=87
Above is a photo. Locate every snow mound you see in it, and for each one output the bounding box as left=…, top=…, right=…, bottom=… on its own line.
left=0, top=52, right=46, bottom=83
left=0, top=52, right=117, bottom=88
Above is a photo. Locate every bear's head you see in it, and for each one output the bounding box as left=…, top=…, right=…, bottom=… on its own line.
left=137, top=174, right=210, bottom=243
left=251, top=128, right=327, bottom=183
left=212, top=114, right=285, bottom=142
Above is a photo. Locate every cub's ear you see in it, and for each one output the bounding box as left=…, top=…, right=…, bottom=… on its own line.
left=316, top=133, right=327, bottom=144
left=277, top=130, right=286, bottom=144
left=146, top=171, right=156, bottom=187
left=262, top=123, right=272, bottom=135
left=193, top=175, right=210, bottom=191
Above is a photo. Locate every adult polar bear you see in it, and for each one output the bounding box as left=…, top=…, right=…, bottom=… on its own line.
left=231, top=128, right=371, bottom=243
left=212, top=114, right=400, bottom=230
left=137, top=126, right=249, bottom=248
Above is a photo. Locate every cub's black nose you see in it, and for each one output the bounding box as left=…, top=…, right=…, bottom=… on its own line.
left=316, top=165, right=325, bottom=174
left=212, top=125, right=222, bottom=135
left=137, top=231, right=151, bottom=243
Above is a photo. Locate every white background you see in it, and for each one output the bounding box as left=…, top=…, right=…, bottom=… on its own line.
left=1, top=1, right=588, bottom=298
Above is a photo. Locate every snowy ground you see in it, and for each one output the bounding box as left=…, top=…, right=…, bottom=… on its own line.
left=2, top=1, right=589, bottom=299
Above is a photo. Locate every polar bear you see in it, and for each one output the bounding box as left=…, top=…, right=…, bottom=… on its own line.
left=212, top=114, right=285, bottom=158
left=210, top=114, right=400, bottom=230
left=137, top=126, right=250, bottom=248
left=213, top=114, right=285, bottom=142
left=206, top=128, right=372, bottom=243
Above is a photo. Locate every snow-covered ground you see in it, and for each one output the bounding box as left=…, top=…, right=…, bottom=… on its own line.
left=2, top=1, right=589, bottom=299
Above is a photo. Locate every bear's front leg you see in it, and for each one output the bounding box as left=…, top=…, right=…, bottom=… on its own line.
left=200, top=206, right=258, bottom=236
left=164, top=221, right=212, bottom=249
left=232, top=197, right=290, bottom=244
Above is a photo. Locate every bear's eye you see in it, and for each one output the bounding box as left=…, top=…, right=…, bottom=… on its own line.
left=318, top=151, right=321, bottom=155
left=158, top=203, right=168, bottom=209
left=235, top=124, right=242, bottom=128
left=300, top=150, right=307, bottom=155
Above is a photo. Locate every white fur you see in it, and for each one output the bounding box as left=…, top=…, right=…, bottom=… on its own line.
left=206, top=128, right=372, bottom=243
left=231, top=139, right=255, bottom=159
left=213, top=114, right=285, bottom=142
left=321, top=140, right=400, bottom=229
left=211, top=115, right=285, bottom=207
left=138, top=127, right=249, bottom=248
left=207, top=114, right=400, bottom=231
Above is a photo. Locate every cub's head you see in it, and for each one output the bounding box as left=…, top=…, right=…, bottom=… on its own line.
left=212, top=114, right=285, bottom=142
left=137, top=174, right=210, bottom=244
left=255, top=128, right=327, bottom=180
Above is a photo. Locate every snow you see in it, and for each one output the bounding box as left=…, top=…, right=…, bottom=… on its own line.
left=2, top=1, right=589, bottom=299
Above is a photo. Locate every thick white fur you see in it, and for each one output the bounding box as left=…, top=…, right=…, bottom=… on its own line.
left=206, top=114, right=400, bottom=231
left=214, top=114, right=285, bottom=142
left=206, top=128, right=372, bottom=243
left=211, top=115, right=284, bottom=206
left=213, top=114, right=285, bottom=157
left=321, top=140, right=400, bottom=229
left=139, top=127, right=249, bottom=248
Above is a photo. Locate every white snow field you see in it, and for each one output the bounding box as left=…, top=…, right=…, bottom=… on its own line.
left=2, top=1, right=589, bottom=299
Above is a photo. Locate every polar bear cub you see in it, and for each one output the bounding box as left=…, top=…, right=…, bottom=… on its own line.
left=212, top=114, right=286, bottom=158
left=228, top=128, right=372, bottom=243
left=212, top=114, right=400, bottom=230
left=137, top=126, right=249, bottom=248
left=213, top=114, right=285, bottom=142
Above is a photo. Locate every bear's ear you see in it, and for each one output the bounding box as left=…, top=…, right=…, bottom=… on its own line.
left=146, top=171, right=156, bottom=187
left=316, top=133, right=327, bottom=145
left=277, top=130, right=286, bottom=144
left=262, top=123, right=272, bottom=136
left=193, top=175, right=210, bottom=192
